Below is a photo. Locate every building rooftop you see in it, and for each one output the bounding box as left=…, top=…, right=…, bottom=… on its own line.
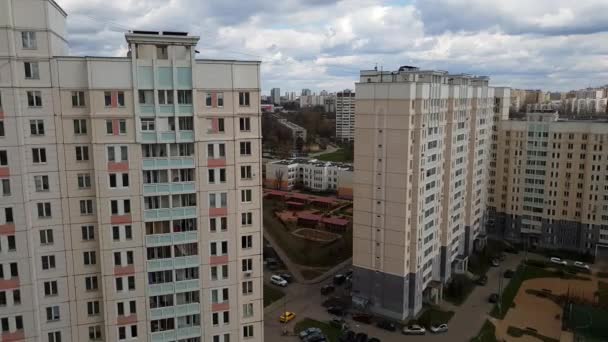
left=270, top=158, right=353, bottom=171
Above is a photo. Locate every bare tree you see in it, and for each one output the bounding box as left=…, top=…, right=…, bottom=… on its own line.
left=274, top=169, right=285, bottom=190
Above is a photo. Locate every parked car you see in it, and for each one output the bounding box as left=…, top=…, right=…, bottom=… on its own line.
left=476, top=275, right=488, bottom=285
left=327, top=306, right=345, bottom=316
left=489, top=293, right=499, bottom=303
left=550, top=257, right=568, bottom=266
left=503, top=269, right=515, bottom=278
left=338, top=330, right=355, bottom=342
left=355, top=332, right=368, bottom=342
left=430, top=323, right=448, bottom=333
left=573, top=261, right=590, bottom=270
left=498, top=253, right=506, bottom=261
left=402, top=325, right=426, bottom=335
left=320, top=284, right=335, bottom=295
left=352, top=313, right=373, bottom=324
left=304, top=333, right=327, bottom=342
left=280, top=273, right=294, bottom=283
left=376, top=320, right=396, bottom=331
left=334, top=274, right=346, bottom=285
left=345, top=269, right=353, bottom=277
left=491, top=259, right=500, bottom=267
left=300, top=327, right=323, bottom=340
left=279, top=311, right=296, bottom=323
left=271, top=275, right=288, bottom=287
left=330, top=318, right=349, bottom=330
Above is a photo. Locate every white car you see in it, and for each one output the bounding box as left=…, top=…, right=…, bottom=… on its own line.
left=270, top=275, right=288, bottom=287
left=573, top=261, right=590, bottom=270
left=402, top=325, right=426, bottom=335
left=430, top=323, right=448, bottom=333
left=550, top=257, right=567, bottom=266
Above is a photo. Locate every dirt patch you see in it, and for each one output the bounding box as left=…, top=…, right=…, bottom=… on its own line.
left=292, top=228, right=340, bottom=243
left=275, top=209, right=318, bottom=224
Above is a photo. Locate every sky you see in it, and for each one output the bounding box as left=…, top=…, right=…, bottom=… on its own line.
left=55, top=0, right=608, bottom=95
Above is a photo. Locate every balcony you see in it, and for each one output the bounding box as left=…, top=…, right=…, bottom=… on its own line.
left=142, top=157, right=195, bottom=170
left=148, top=279, right=199, bottom=296
left=147, top=255, right=199, bottom=271
left=143, top=207, right=197, bottom=221
left=150, top=326, right=201, bottom=342
left=140, top=104, right=155, bottom=115
left=159, top=105, right=174, bottom=116
left=150, top=303, right=200, bottom=320
left=178, top=104, right=193, bottom=115
left=140, top=131, right=194, bottom=143
left=143, top=182, right=195, bottom=195
left=145, top=231, right=198, bottom=247
left=159, top=131, right=176, bottom=142
left=179, top=131, right=194, bottom=141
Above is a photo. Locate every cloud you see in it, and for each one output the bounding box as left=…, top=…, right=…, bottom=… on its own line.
left=54, top=0, right=608, bottom=92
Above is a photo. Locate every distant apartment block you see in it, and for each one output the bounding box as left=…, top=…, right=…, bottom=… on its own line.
left=0, top=1, right=263, bottom=341
left=488, top=111, right=608, bottom=254
left=351, top=66, right=509, bottom=320
left=271, top=88, right=281, bottom=105
left=336, top=90, right=355, bottom=142
left=265, top=159, right=353, bottom=198
left=269, top=114, right=307, bottom=142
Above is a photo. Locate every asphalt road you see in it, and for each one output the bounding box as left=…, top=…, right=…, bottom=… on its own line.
left=264, top=253, right=527, bottom=342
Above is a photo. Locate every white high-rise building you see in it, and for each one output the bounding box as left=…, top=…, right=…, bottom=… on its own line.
left=0, top=1, right=264, bottom=341
left=336, top=90, right=356, bottom=142
left=270, top=88, right=281, bottom=105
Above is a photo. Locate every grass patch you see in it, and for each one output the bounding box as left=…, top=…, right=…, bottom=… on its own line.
left=263, top=198, right=352, bottom=267
left=598, top=281, right=608, bottom=306
left=471, top=320, right=497, bottom=342
left=315, top=148, right=352, bottom=162
left=264, top=284, right=285, bottom=307
left=413, top=307, right=454, bottom=327
left=597, top=272, right=608, bottom=279
left=507, top=326, right=559, bottom=342
left=444, top=274, right=476, bottom=305
left=295, top=318, right=341, bottom=342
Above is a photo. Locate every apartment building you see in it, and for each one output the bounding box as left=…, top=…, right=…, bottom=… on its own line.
left=264, top=158, right=353, bottom=197
left=336, top=90, right=356, bottom=142
left=487, top=111, right=608, bottom=254
left=0, top=1, right=263, bottom=341
left=351, top=66, right=509, bottom=320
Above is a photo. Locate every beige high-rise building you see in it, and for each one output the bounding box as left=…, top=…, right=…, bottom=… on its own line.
left=336, top=90, right=356, bottom=142
left=0, top=1, right=263, bottom=341
left=351, top=66, right=509, bottom=320
left=487, top=111, right=608, bottom=255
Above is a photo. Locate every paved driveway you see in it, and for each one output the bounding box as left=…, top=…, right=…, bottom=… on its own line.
left=264, top=254, right=526, bottom=342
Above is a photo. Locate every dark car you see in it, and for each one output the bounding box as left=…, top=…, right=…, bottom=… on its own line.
left=476, top=275, right=488, bottom=286
left=503, top=269, right=515, bottom=278
left=320, top=284, right=335, bottom=295
left=355, top=332, right=368, bottom=342
left=489, top=293, right=499, bottom=303
left=334, top=274, right=346, bottom=285
left=280, top=273, right=293, bottom=283
left=339, top=330, right=355, bottom=342
left=345, top=269, right=353, bottom=277
left=330, top=318, right=349, bottom=330
left=304, top=333, right=327, bottom=342
left=376, top=320, right=396, bottom=332
left=327, top=306, right=345, bottom=316
left=352, top=313, right=373, bottom=324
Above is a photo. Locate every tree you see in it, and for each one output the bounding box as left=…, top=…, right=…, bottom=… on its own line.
left=274, top=169, right=285, bottom=190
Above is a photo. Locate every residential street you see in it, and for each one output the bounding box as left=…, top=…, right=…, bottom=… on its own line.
left=264, top=252, right=527, bottom=342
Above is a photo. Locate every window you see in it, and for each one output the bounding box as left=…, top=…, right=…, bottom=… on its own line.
left=71, top=91, right=85, bottom=107
left=46, top=306, right=60, bottom=321
left=41, top=255, right=56, bottom=270
left=158, top=90, right=174, bottom=105
left=85, top=276, right=98, bottom=291
left=75, top=146, right=89, bottom=161
left=242, top=280, right=253, bottom=295
left=141, top=118, right=155, bottom=131
left=242, top=258, right=253, bottom=272
left=7, top=236, right=15, bottom=251
left=109, top=173, right=130, bottom=188
left=240, top=165, right=252, bottom=179
left=87, top=301, right=100, bottom=316
left=73, top=119, right=87, bottom=135
left=106, top=119, right=127, bottom=135
left=210, top=241, right=228, bottom=256
left=48, top=331, right=61, bottom=342
left=0, top=292, right=7, bottom=306
left=0, top=151, right=6, bottom=166
left=81, top=225, right=94, bottom=241
left=240, top=142, right=251, bottom=156
left=24, top=61, right=39, bottom=79
left=241, top=189, right=252, bottom=202
left=217, top=93, right=224, bottom=107
left=239, top=117, right=251, bottom=131
left=77, top=173, right=91, bottom=189
left=211, top=264, right=229, bottom=281
left=241, top=212, right=253, bottom=226
left=1, top=179, right=9, bottom=196
left=177, top=90, right=192, bottom=104
left=157, top=45, right=168, bottom=59
left=104, top=91, right=125, bottom=107
left=243, top=325, right=254, bottom=338
left=243, top=303, right=254, bottom=318
left=40, top=229, right=53, bottom=245
left=9, top=263, right=17, bottom=277
left=83, top=251, right=96, bottom=265
left=107, top=146, right=128, bottom=162
left=239, top=92, right=250, bottom=106
left=37, top=202, right=51, bottom=218
left=21, top=31, right=36, bottom=49
left=0, top=121, right=4, bottom=137
left=241, top=235, right=253, bottom=249
left=89, top=326, right=102, bottom=340
left=209, top=217, right=228, bottom=232
left=32, top=148, right=47, bottom=163
left=30, top=119, right=45, bottom=135
left=27, top=91, right=42, bottom=107
left=79, top=200, right=94, bottom=215
left=12, top=290, right=20, bottom=305
left=34, top=175, right=49, bottom=192
left=110, top=199, right=131, bottom=215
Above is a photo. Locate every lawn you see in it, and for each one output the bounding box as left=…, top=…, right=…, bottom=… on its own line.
left=444, top=274, right=475, bottom=305
left=598, top=281, right=608, bottom=306
left=264, top=284, right=285, bottom=307
left=413, top=307, right=455, bottom=326
left=295, top=318, right=341, bottom=342
left=314, top=148, right=352, bottom=162
left=506, top=326, right=559, bottom=342
left=263, top=198, right=353, bottom=267
left=471, top=320, right=497, bottom=342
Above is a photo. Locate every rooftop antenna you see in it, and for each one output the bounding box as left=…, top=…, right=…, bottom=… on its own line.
left=374, top=63, right=378, bottom=71
left=380, top=65, right=383, bottom=82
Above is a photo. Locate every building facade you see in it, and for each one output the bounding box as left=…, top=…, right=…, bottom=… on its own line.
left=351, top=66, right=509, bottom=320
left=487, top=112, right=608, bottom=254
left=0, top=1, right=263, bottom=341
left=270, top=88, right=280, bottom=105
left=336, top=90, right=355, bottom=142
